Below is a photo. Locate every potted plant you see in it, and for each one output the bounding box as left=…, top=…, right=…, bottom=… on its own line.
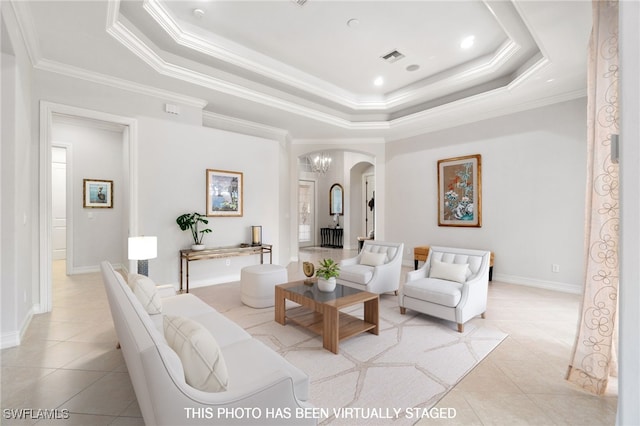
left=315, top=258, right=340, bottom=292
left=176, top=212, right=212, bottom=250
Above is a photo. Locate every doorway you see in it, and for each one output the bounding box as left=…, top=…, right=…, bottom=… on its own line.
left=40, top=102, right=138, bottom=313
left=298, top=180, right=316, bottom=248
left=51, top=146, right=67, bottom=261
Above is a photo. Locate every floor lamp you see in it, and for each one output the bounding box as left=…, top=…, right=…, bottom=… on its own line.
left=128, top=236, right=157, bottom=276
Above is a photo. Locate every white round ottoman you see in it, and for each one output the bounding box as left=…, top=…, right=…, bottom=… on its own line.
left=240, top=264, right=287, bottom=308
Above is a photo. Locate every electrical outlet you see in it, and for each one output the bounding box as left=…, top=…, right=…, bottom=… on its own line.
left=552, top=264, right=560, bottom=273
left=225, top=259, right=231, bottom=266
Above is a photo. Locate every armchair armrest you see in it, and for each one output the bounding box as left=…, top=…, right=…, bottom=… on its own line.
left=339, top=256, right=360, bottom=267
left=406, top=265, right=428, bottom=282
left=156, top=284, right=177, bottom=298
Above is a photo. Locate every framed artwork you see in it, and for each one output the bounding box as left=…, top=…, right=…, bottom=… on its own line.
left=438, top=154, right=482, bottom=227
left=206, top=169, right=243, bottom=217
left=83, top=179, right=113, bottom=208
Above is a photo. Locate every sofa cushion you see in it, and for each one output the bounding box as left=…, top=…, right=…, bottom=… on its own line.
left=403, top=278, right=463, bottom=307
left=221, top=338, right=309, bottom=401
left=429, top=259, right=469, bottom=284
left=131, top=274, right=162, bottom=314
left=360, top=251, right=387, bottom=266
left=163, top=315, right=229, bottom=392
left=338, top=264, right=374, bottom=285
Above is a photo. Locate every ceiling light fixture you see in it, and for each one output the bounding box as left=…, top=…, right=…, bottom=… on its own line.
left=373, top=76, right=384, bottom=87
left=307, top=153, right=332, bottom=174
left=460, top=35, right=475, bottom=49
left=192, top=8, right=205, bottom=18
left=406, top=64, right=420, bottom=72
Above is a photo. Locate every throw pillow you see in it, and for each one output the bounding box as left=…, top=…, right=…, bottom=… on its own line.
left=163, top=315, right=229, bottom=392
left=131, top=274, right=162, bottom=314
left=360, top=251, right=387, bottom=266
left=429, top=259, right=469, bottom=284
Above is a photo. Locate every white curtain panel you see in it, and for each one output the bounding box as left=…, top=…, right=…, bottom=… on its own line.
left=566, top=0, right=619, bottom=395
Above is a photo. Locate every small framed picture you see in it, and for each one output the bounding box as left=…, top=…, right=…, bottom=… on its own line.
left=83, top=179, right=113, bottom=208
left=206, top=169, right=243, bottom=217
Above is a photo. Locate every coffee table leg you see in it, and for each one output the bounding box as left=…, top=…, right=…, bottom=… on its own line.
left=364, top=298, right=379, bottom=335
left=323, top=307, right=339, bottom=354
left=275, top=286, right=285, bottom=325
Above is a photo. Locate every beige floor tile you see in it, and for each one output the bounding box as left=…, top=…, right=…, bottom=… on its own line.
left=63, top=372, right=136, bottom=416
left=2, top=369, right=106, bottom=412
left=463, top=391, right=558, bottom=425
left=34, top=413, right=115, bottom=425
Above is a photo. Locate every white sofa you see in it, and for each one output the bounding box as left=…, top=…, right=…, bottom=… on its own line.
left=100, top=261, right=315, bottom=425
left=398, top=246, right=490, bottom=332
left=337, top=241, right=404, bottom=294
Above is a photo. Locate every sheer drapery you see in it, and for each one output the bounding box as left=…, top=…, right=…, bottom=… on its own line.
left=566, top=0, right=619, bottom=395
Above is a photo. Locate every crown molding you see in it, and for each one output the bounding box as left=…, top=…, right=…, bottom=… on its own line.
left=142, top=0, right=361, bottom=109
left=8, top=0, right=42, bottom=65
left=386, top=86, right=587, bottom=141
left=124, top=0, right=544, bottom=113
left=107, top=13, right=378, bottom=129
left=34, top=59, right=208, bottom=109
left=202, top=111, right=290, bottom=142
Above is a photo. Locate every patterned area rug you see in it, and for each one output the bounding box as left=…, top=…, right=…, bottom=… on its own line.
left=192, top=283, right=507, bottom=426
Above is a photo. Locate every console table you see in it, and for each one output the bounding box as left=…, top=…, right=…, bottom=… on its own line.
left=179, top=244, right=272, bottom=293
left=320, top=228, right=343, bottom=248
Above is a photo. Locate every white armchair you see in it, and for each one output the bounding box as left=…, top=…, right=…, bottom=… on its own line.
left=337, top=241, right=404, bottom=294
left=398, top=246, right=490, bottom=332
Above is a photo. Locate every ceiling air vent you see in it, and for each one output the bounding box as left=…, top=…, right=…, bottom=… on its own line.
left=291, top=0, right=308, bottom=6
left=381, top=49, right=405, bottom=63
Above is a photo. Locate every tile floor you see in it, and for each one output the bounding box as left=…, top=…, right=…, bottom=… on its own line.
left=0, top=249, right=618, bottom=425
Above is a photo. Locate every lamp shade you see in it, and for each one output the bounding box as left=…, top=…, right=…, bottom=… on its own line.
left=128, top=236, right=157, bottom=260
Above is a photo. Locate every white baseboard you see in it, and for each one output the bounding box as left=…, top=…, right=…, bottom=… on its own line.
left=69, top=263, right=124, bottom=275
left=176, top=273, right=241, bottom=291
left=1, top=304, right=36, bottom=349
left=493, top=273, right=583, bottom=294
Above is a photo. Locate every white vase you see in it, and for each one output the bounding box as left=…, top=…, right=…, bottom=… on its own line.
left=317, top=277, right=336, bottom=292
left=191, top=244, right=205, bottom=251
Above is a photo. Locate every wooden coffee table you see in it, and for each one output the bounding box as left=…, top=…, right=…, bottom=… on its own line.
left=275, top=279, right=379, bottom=354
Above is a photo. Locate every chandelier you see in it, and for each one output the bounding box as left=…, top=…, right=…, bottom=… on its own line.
left=307, top=153, right=332, bottom=174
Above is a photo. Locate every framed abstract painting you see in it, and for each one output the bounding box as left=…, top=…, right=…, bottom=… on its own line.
left=206, top=169, right=243, bottom=217
left=437, top=154, right=482, bottom=227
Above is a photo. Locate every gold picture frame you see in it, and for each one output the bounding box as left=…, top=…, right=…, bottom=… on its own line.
left=437, top=154, right=482, bottom=227
left=206, top=169, right=243, bottom=217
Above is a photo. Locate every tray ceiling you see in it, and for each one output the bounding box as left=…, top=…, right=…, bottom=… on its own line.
left=8, top=0, right=591, bottom=140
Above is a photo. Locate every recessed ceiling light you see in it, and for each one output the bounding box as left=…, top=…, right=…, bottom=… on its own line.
left=406, top=64, right=420, bottom=72
left=373, top=76, right=384, bottom=87
left=546, top=78, right=555, bottom=83
left=347, top=18, right=360, bottom=29
left=460, top=35, right=475, bottom=49
left=193, top=8, right=205, bottom=18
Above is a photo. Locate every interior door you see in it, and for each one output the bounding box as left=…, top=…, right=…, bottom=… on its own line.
left=364, top=174, right=375, bottom=237
left=52, top=147, right=67, bottom=260
left=298, top=180, right=315, bottom=247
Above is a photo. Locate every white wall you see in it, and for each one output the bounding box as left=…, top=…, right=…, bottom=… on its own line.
left=386, top=98, right=588, bottom=293
left=1, top=6, right=37, bottom=348
left=51, top=119, right=126, bottom=272
left=136, top=117, right=283, bottom=288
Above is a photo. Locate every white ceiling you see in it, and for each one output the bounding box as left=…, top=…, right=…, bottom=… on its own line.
left=7, top=0, right=591, bottom=141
